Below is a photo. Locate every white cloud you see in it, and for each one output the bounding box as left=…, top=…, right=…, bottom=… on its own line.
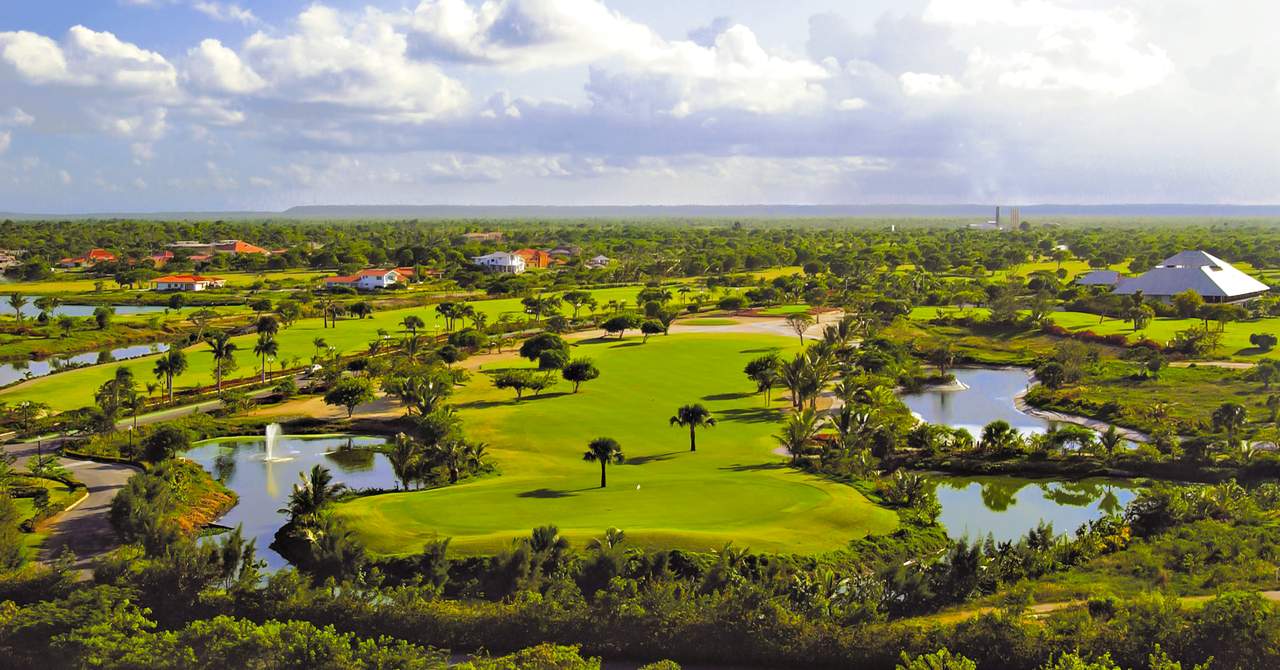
left=192, top=1, right=257, bottom=24
left=899, top=72, right=964, bottom=97
left=0, top=25, right=177, bottom=93
left=0, top=31, right=73, bottom=84
left=922, top=0, right=1173, bottom=96
left=836, top=97, right=868, bottom=111
left=58, top=170, right=72, bottom=185
left=237, top=5, right=470, bottom=122
left=185, top=38, right=265, bottom=94
left=0, top=108, right=34, bottom=126
left=0, top=131, right=10, bottom=154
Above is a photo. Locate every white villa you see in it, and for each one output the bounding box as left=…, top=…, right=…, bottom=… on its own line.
left=472, top=252, right=526, bottom=274
left=324, top=268, right=403, bottom=290
left=152, top=274, right=226, bottom=291
left=1113, top=251, right=1270, bottom=303
left=586, top=254, right=611, bottom=269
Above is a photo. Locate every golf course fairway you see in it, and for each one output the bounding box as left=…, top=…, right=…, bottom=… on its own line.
left=335, top=332, right=898, bottom=555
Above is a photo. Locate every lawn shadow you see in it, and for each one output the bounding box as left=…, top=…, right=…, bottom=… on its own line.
left=717, top=407, right=784, bottom=424
left=517, top=487, right=594, bottom=499
left=739, top=347, right=782, bottom=354
left=623, top=450, right=683, bottom=466
left=720, top=462, right=787, bottom=472
left=702, top=391, right=753, bottom=401
left=454, top=399, right=511, bottom=411
left=1234, top=346, right=1267, bottom=356
left=610, top=341, right=643, bottom=348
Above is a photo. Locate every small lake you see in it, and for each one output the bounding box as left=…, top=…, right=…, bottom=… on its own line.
left=0, top=341, right=171, bottom=387
left=901, top=367, right=1049, bottom=435
left=930, top=475, right=1137, bottom=543
left=186, top=434, right=392, bottom=570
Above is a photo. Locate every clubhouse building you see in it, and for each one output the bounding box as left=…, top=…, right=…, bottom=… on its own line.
left=1111, top=250, right=1269, bottom=303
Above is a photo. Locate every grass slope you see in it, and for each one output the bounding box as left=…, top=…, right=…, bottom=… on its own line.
left=336, top=333, right=897, bottom=556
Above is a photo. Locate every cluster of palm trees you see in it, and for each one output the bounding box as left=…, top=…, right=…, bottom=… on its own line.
left=388, top=430, right=488, bottom=489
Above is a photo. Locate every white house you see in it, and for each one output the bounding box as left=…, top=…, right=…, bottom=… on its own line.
left=1113, top=250, right=1270, bottom=303
left=586, top=254, right=611, bottom=269
left=472, top=252, right=526, bottom=274
left=324, top=268, right=403, bottom=290
left=153, top=274, right=226, bottom=291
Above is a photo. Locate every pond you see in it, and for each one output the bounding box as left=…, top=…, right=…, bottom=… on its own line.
left=900, top=367, right=1049, bottom=436
left=0, top=342, right=171, bottom=387
left=186, top=434, right=392, bottom=570
left=930, top=475, right=1137, bottom=543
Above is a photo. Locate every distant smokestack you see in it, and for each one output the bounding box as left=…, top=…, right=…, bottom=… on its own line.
left=995, top=206, right=1001, bottom=229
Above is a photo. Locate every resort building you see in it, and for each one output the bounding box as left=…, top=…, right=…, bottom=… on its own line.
left=58, top=248, right=116, bottom=268
left=472, top=252, right=526, bottom=274
left=1113, top=250, right=1270, bottom=303
left=586, top=254, right=612, bottom=269
left=1074, top=269, right=1121, bottom=287
left=152, top=274, right=226, bottom=291
left=324, top=268, right=403, bottom=291
left=513, top=248, right=553, bottom=269
left=167, top=240, right=270, bottom=256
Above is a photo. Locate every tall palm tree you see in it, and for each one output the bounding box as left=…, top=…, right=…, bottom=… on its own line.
left=583, top=436, right=624, bottom=488
left=744, top=353, right=780, bottom=406
left=1212, top=402, right=1248, bottom=446
left=7, top=293, right=27, bottom=325
left=776, top=407, right=823, bottom=465
left=254, top=332, right=278, bottom=383
left=206, top=332, right=238, bottom=392
left=1098, top=425, right=1124, bottom=458
left=256, top=315, right=280, bottom=336
left=152, top=348, right=188, bottom=403
left=33, top=295, right=60, bottom=321
left=279, top=464, right=347, bottom=523
left=780, top=354, right=812, bottom=410
left=669, top=403, right=716, bottom=452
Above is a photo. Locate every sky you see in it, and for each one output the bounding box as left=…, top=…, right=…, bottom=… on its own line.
left=0, top=0, right=1278, bottom=213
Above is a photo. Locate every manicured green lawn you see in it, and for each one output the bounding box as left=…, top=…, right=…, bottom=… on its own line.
left=758, top=304, right=812, bottom=316
left=1, top=270, right=329, bottom=295
left=0, top=285, right=653, bottom=411
left=681, top=318, right=741, bottom=326
left=335, top=333, right=897, bottom=556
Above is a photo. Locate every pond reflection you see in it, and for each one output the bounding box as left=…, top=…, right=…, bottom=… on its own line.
left=186, top=434, right=391, bottom=570
left=929, top=475, right=1138, bottom=543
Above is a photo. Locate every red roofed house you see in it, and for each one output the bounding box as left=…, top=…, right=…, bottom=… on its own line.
left=212, top=240, right=270, bottom=255
left=153, top=274, right=226, bottom=291
left=148, top=251, right=174, bottom=267
left=58, top=248, right=116, bottom=268
left=513, top=248, right=552, bottom=269
left=324, top=268, right=403, bottom=291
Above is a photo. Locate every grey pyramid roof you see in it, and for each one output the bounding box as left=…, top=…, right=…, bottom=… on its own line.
left=1114, top=250, right=1269, bottom=298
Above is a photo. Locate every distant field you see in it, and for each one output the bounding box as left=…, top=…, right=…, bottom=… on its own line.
left=0, top=285, right=654, bottom=411
left=681, top=318, right=740, bottom=326
left=758, top=304, right=812, bottom=316
left=0, top=269, right=327, bottom=295
left=909, top=306, right=1280, bottom=361
left=335, top=332, right=897, bottom=555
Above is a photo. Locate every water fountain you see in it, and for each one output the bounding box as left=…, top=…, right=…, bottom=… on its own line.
left=262, top=423, right=291, bottom=462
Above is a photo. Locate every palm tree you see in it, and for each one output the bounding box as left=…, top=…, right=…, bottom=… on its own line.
left=388, top=433, right=422, bottom=490
left=279, top=464, right=347, bottom=523
left=254, top=332, right=278, bottom=383
left=1098, top=425, right=1124, bottom=458
left=256, top=315, right=280, bottom=336
left=7, top=293, right=27, bottom=325
left=744, top=353, right=780, bottom=406
left=669, top=403, right=716, bottom=452
left=152, top=348, right=188, bottom=403
left=583, top=436, right=624, bottom=488
left=775, top=407, right=823, bottom=464
left=1212, top=402, right=1248, bottom=446
left=402, top=314, right=424, bottom=335
left=206, top=332, right=237, bottom=392
left=33, top=295, right=60, bottom=321
left=429, top=438, right=484, bottom=484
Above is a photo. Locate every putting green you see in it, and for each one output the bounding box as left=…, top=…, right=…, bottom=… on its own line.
left=335, top=333, right=898, bottom=556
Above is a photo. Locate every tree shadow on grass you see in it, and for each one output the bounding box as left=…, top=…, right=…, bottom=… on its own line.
left=623, top=451, right=683, bottom=466
left=702, top=391, right=753, bottom=401
left=717, top=407, right=784, bottom=424
left=610, top=341, right=643, bottom=349
left=719, top=462, right=787, bottom=472
left=454, top=392, right=570, bottom=410
left=1234, top=346, right=1268, bottom=357
left=740, top=347, right=782, bottom=354
left=517, top=487, right=595, bottom=499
